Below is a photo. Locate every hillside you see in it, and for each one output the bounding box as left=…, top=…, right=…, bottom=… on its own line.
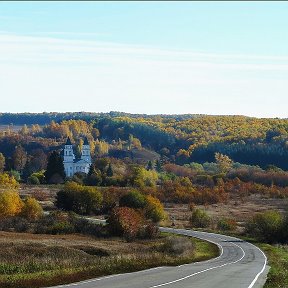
left=1, top=112, right=288, bottom=169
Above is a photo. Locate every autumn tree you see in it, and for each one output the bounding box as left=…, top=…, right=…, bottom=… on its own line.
left=0, top=190, right=24, bottom=218
left=107, top=207, right=144, bottom=241
left=145, top=195, right=166, bottom=223
left=0, top=173, right=19, bottom=189
left=20, top=196, right=43, bottom=220
left=215, top=152, right=233, bottom=173
left=56, top=182, right=103, bottom=215
left=0, top=153, right=5, bottom=173
left=119, top=190, right=146, bottom=209
left=12, top=145, right=27, bottom=172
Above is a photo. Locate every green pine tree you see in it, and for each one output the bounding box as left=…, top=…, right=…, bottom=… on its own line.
left=106, top=163, right=114, bottom=177
left=147, top=160, right=153, bottom=171
left=45, top=151, right=66, bottom=184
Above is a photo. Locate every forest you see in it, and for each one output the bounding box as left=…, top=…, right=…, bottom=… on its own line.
left=1, top=112, right=288, bottom=169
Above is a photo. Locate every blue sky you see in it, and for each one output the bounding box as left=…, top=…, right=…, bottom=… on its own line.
left=0, top=1, right=288, bottom=117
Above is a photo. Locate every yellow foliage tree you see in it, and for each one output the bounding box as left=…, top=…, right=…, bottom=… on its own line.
left=145, top=195, right=166, bottom=223
left=0, top=173, right=19, bottom=189
left=20, top=196, right=43, bottom=220
left=0, top=190, right=24, bottom=218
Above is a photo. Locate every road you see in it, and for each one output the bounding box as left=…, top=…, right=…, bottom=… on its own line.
left=50, top=227, right=268, bottom=288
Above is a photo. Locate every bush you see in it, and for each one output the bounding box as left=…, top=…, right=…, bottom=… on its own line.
left=56, top=182, right=103, bottom=215
left=245, top=210, right=284, bottom=243
left=35, top=212, right=74, bottom=234
left=0, top=216, right=29, bottom=232
left=141, top=222, right=159, bottom=239
left=107, top=207, right=144, bottom=241
left=27, top=175, right=40, bottom=185
left=72, top=217, right=107, bottom=237
left=159, top=236, right=195, bottom=255
left=47, top=221, right=75, bottom=234
left=190, top=208, right=211, bottom=228
left=217, top=218, right=237, bottom=231
left=145, top=195, right=166, bottom=223
left=20, top=196, right=43, bottom=220
left=30, top=171, right=46, bottom=184
left=119, top=190, right=146, bottom=209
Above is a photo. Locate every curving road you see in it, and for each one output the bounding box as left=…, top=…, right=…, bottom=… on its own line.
left=50, top=227, right=268, bottom=288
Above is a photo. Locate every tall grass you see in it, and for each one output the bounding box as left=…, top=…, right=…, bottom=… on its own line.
left=0, top=236, right=218, bottom=288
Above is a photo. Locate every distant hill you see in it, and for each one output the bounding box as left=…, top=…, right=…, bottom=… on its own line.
left=1, top=112, right=288, bottom=169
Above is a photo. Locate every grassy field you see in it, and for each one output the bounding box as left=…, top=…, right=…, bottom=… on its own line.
left=0, top=231, right=219, bottom=288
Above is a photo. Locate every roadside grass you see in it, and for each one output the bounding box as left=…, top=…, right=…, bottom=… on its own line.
left=0, top=232, right=219, bottom=288
left=259, top=243, right=288, bottom=288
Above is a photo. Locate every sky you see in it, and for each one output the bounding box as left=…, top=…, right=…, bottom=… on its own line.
left=0, top=1, right=288, bottom=117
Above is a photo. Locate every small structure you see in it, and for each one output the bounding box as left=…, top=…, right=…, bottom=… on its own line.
left=63, top=137, right=92, bottom=177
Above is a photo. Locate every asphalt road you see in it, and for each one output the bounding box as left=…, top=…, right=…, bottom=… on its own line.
left=51, top=227, right=268, bottom=288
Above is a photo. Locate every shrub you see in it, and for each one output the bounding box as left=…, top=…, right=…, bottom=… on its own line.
left=190, top=208, right=211, bottom=228
left=107, top=207, right=144, bottom=241
left=145, top=195, right=166, bottom=223
left=217, top=218, right=237, bottom=231
left=48, top=221, right=75, bottom=234
left=72, top=217, right=107, bottom=237
left=141, top=222, right=159, bottom=239
left=119, top=190, right=146, bottom=209
left=35, top=212, right=75, bottom=234
left=0, top=190, right=24, bottom=218
left=0, top=216, right=29, bottom=232
left=20, top=196, right=43, bottom=220
left=159, top=236, right=195, bottom=255
left=27, top=175, right=40, bottom=185
left=245, top=210, right=284, bottom=243
left=30, top=171, right=46, bottom=184
left=56, top=182, right=103, bottom=215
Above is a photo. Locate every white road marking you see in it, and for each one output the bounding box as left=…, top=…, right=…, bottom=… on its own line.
left=247, top=242, right=267, bottom=288
left=51, top=267, right=165, bottom=288
left=49, top=228, right=267, bottom=288
left=148, top=241, right=246, bottom=288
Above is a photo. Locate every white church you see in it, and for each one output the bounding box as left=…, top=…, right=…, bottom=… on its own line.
left=63, top=137, right=92, bottom=177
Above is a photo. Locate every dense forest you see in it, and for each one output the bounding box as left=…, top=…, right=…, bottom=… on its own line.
left=1, top=112, right=288, bottom=170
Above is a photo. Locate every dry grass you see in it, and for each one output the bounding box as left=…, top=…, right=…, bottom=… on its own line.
left=165, top=194, right=288, bottom=229
left=0, top=231, right=218, bottom=288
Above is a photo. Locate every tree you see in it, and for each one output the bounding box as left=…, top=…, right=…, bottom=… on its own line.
left=56, top=182, right=103, bottom=215
left=0, top=153, right=5, bottom=173
left=132, top=167, right=158, bottom=188
left=45, top=151, right=66, bottom=184
left=145, top=195, right=166, bottom=223
left=119, top=190, right=146, bottom=209
left=215, top=153, right=233, bottom=173
left=107, top=207, right=144, bottom=241
left=20, top=196, right=43, bottom=220
left=19, top=124, right=29, bottom=135
left=155, top=159, right=162, bottom=172
left=85, top=165, right=102, bottom=186
left=146, top=160, right=153, bottom=171
left=190, top=208, right=211, bottom=228
left=106, top=163, right=114, bottom=177
left=0, top=190, right=24, bottom=218
left=0, top=173, right=19, bottom=189
left=12, top=145, right=27, bottom=172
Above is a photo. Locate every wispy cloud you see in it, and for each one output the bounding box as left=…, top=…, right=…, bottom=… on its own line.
left=0, top=33, right=288, bottom=72
left=0, top=32, right=287, bottom=117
